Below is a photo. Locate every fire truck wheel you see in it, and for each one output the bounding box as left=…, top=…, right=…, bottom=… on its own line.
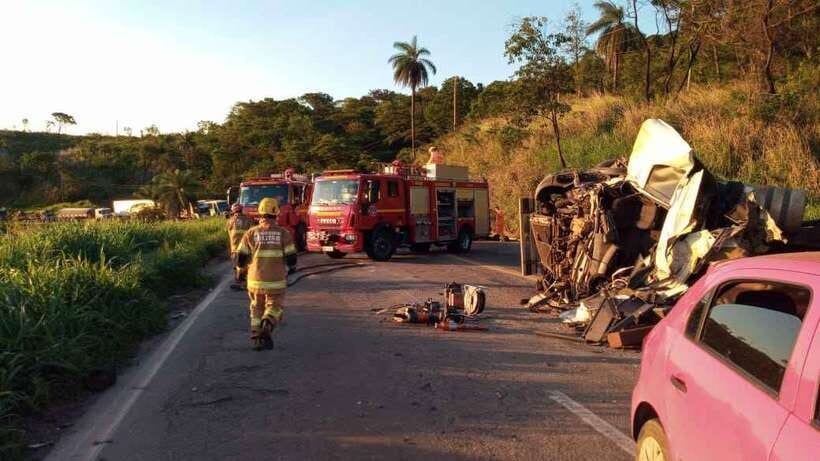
left=368, top=229, right=395, bottom=261
left=295, top=223, right=307, bottom=251
left=448, top=229, right=473, bottom=254
left=326, top=250, right=346, bottom=259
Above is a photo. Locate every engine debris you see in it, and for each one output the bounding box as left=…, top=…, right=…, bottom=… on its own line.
left=520, top=119, right=818, bottom=346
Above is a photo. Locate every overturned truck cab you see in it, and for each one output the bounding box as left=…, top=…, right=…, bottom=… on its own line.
left=520, top=119, right=817, bottom=345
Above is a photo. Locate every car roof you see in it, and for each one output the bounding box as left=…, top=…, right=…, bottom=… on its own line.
left=712, top=252, right=820, bottom=276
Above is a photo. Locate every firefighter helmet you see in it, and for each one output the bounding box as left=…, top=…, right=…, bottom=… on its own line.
left=258, top=197, right=279, bottom=216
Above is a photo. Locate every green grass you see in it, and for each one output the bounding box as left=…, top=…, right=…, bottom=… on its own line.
left=0, top=218, right=226, bottom=458
left=805, top=199, right=820, bottom=222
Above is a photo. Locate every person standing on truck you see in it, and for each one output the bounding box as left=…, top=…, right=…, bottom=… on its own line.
left=427, top=145, right=444, bottom=164
left=227, top=204, right=254, bottom=290
left=236, top=198, right=297, bottom=350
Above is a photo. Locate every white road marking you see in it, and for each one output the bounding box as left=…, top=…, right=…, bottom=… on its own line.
left=45, top=272, right=233, bottom=461
left=549, top=390, right=636, bottom=455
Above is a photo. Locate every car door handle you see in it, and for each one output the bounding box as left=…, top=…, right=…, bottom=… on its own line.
left=670, top=375, right=687, bottom=393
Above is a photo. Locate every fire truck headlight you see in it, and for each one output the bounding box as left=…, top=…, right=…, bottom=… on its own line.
left=343, top=233, right=357, bottom=243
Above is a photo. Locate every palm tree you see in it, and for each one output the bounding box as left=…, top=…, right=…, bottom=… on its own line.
left=139, top=169, right=201, bottom=218
left=586, top=2, right=636, bottom=92
left=388, top=35, right=436, bottom=161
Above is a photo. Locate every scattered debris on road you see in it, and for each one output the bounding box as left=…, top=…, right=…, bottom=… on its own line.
left=520, top=119, right=819, bottom=347
left=390, top=282, right=488, bottom=332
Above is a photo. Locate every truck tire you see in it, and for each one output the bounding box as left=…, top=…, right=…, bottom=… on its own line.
left=635, top=419, right=669, bottom=461
left=326, top=250, right=346, bottom=259
left=448, top=228, right=473, bottom=254
left=367, top=229, right=396, bottom=261
left=295, top=223, right=307, bottom=252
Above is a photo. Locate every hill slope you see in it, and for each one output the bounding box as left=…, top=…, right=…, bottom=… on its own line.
left=439, top=84, right=820, bottom=233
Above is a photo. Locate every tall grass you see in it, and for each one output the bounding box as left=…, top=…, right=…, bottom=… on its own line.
left=0, top=218, right=225, bottom=458
left=441, top=83, right=820, bottom=233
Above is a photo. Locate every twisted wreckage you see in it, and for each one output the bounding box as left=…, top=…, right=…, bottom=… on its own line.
left=520, top=119, right=819, bottom=347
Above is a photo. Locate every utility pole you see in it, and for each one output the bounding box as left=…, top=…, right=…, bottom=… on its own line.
left=453, top=75, right=458, bottom=131
left=115, top=120, right=119, bottom=136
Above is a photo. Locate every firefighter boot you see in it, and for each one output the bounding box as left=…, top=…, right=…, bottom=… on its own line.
left=250, top=317, right=265, bottom=351
left=258, top=318, right=275, bottom=350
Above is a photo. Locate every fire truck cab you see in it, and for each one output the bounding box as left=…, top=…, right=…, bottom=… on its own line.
left=307, top=161, right=489, bottom=261
left=230, top=169, right=312, bottom=250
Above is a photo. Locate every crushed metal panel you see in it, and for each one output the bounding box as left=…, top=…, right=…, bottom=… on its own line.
left=626, top=119, right=694, bottom=207
left=668, top=229, right=717, bottom=282
left=654, top=170, right=705, bottom=279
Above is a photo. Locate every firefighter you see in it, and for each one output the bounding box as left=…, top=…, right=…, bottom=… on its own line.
left=493, top=206, right=506, bottom=241
left=236, top=198, right=297, bottom=350
left=227, top=204, right=254, bottom=290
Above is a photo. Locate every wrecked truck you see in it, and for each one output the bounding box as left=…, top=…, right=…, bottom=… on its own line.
left=519, top=119, right=818, bottom=346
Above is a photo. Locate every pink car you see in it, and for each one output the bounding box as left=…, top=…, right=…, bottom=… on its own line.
left=631, top=252, right=820, bottom=461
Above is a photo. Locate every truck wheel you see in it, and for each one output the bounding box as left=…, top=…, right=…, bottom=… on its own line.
left=448, top=229, right=473, bottom=254
left=326, top=250, right=346, bottom=259
left=368, top=229, right=395, bottom=261
left=295, top=223, right=307, bottom=252
left=636, top=419, right=669, bottom=461
left=410, top=243, right=430, bottom=253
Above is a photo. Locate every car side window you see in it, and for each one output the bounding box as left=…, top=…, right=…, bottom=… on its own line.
left=388, top=181, right=399, bottom=198
left=698, top=280, right=811, bottom=394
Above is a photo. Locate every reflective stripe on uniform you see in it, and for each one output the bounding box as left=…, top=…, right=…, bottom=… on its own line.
left=232, top=229, right=247, bottom=235
left=247, top=279, right=287, bottom=290
left=284, top=244, right=297, bottom=255
left=255, top=249, right=284, bottom=258
left=250, top=317, right=262, bottom=327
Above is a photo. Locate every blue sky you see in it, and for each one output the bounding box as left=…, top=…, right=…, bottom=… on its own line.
left=0, top=1, right=659, bottom=135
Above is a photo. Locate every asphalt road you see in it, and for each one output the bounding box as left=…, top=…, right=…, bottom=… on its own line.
left=47, top=241, right=640, bottom=461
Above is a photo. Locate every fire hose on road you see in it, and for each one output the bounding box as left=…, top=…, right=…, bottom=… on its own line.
left=287, top=262, right=367, bottom=287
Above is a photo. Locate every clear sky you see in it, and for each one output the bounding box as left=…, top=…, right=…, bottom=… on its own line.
left=0, top=1, right=659, bottom=135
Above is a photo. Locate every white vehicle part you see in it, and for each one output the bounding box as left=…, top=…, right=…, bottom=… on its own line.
left=626, top=119, right=695, bottom=207
left=560, top=304, right=590, bottom=324
left=654, top=171, right=705, bottom=280
left=668, top=230, right=717, bottom=282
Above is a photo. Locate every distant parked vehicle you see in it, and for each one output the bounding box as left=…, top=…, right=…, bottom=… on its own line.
left=196, top=200, right=228, bottom=217
left=94, top=207, right=113, bottom=219
left=631, top=252, right=820, bottom=461
left=112, top=199, right=157, bottom=217
left=56, top=207, right=113, bottom=220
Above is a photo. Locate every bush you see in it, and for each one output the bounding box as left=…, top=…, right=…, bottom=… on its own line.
left=0, top=218, right=225, bottom=459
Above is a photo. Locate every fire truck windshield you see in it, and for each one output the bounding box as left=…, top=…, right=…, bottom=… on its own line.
left=239, top=185, right=288, bottom=207
left=311, top=179, right=359, bottom=206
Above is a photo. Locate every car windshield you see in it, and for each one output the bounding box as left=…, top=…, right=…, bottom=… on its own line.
left=311, top=179, right=359, bottom=206
left=239, top=185, right=289, bottom=207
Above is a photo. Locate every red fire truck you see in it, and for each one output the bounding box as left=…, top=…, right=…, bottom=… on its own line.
left=306, top=161, right=490, bottom=260
left=228, top=169, right=312, bottom=250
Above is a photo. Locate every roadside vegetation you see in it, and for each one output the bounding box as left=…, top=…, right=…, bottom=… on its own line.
left=442, top=79, right=820, bottom=234
left=0, top=218, right=225, bottom=458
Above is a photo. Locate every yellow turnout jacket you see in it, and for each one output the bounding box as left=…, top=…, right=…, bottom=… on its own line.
left=238, top=220, right=297, bottom=294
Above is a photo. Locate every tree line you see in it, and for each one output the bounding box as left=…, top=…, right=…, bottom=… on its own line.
left=0, top=0, right=816, bottom=209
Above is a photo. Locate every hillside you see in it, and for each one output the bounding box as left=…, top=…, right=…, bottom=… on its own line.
left=440, top=83, right=820, bottom=232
